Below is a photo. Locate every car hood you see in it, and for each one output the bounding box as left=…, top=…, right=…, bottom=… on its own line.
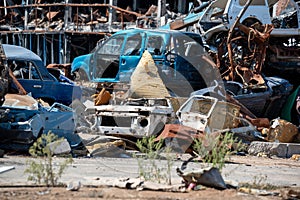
left=3, top=94, right=39, bottom=110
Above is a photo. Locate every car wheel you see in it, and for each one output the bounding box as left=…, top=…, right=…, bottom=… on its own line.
left=74, top=69, right=88, bottom=82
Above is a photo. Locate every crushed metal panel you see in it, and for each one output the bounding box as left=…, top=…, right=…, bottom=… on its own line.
left=88, top=98, right=175, bottom=137
left=0, top=107, right=43, bottom=144
left=0, top=94, right=81, bottom=149
left=3, top=93, right=38, bottom=110
left=177, top=95, right=240, bottom=133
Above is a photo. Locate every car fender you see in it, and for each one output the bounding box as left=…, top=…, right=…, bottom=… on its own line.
left=71, top=54, right=92, bottom=79
left=30, top=113, right=44, bottom=138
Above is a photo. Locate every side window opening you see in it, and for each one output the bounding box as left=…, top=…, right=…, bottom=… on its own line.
left=10, top=60, right=41, bottom=80
left=123, top=34, right=142, bottom=56
left=28, top=62, right=41, bottom=80
left=94, top=35, right=125, bottom=79
left=96, top=35, right=125, bottom=56
left=146, top=35, right=165, bottom=55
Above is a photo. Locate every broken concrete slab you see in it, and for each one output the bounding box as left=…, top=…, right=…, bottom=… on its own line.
left=47, top=139, right=71, bottom=155
left=248, top=141, right=300, bottom=158
left=287, top=144, right=300, bottom=158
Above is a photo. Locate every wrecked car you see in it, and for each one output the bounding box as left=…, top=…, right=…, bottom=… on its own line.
left=85, top=98, right=175, bottom=137
left=191, top=0, right=299, bottom=86
left=3, top=44, right=82, bottom=105
left=176, top=95, right=240, bottom=133
left=264, top=0, right=300, bottom=85
left=176, top=94, right=264, bottom=143
left=71, top=28, right=218, bottom=96
left=196, top=0, right=278, bottom=42
left=191, top=76, right=292, bottom=119
left=0, top=94, right=82, bottom=150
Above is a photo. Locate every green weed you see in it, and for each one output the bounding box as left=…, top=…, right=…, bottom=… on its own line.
left=134, top=135, right=175, bottom=185
left=193, top=132, right=242, bottom=170
left=24, top=132, right=73, bottom=186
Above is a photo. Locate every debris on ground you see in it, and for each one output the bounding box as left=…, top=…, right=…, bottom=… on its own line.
left=176, top=95, right=240, bottom=133
left=0, top=166, right=15, bottom=174
left=265, top=118, right=299, bottom=143
left=176, top=157, right=227, bottom=190
left=66, top=181, right=81, bottom=191
left=47, top=139, right=71, bottom=155
left=247, top=141, right=300, bottom=158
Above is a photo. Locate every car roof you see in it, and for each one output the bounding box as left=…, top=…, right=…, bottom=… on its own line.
left=2, top=44, right=43, bottom=62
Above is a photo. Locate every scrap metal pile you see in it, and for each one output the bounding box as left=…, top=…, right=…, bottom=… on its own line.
left=0, top=0, right=299, bottom=158
left=0, top=0, right=179, bottom=32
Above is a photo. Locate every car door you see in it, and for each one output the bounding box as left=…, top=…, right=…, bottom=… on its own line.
left=91, top=34, right=125, bottom=82
left=12, top=61, right=51, bottom=99
left=118, top=33, right=144, bottom=82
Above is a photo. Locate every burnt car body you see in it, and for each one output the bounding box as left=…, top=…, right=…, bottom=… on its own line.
left=264, top=0, right=300, bottom=86
left=3, top=44, right=82, bottom=105
left=0, top=94, right=82, bottom=150
left=191, top=77, right=292, bottom=119
left=85, top=98, right=175, bottom=137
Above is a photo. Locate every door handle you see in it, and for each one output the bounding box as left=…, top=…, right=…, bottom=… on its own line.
left=33, top=85, right=42, bottom=88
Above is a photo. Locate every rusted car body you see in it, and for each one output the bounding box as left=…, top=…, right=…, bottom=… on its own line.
left=176, top=95, right=240, bottom=133
left=86, top=98, right=175, bottom=137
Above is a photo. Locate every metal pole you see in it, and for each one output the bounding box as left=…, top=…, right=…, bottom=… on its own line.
left=59, top=34, right=62, bottom=64
left=37, top=35, right=40, bottom=57
left=43, top=34, right=47, bottom=66
left=29, top=33, right=32, bottom=51
left=4, top=0, right=7, bottom=16
left=24, top=0, right=28, bottom=30
left=12, top=33, right=15, bottom=45
left=64, top=0, right=69, bottom=31
left=51, top=34, right=54, bottom=64
left=108, top=0, right=113, bottom=32
left=157, top=0, right=161, bottom=27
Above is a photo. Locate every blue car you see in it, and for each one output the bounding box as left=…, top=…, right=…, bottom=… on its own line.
left=0, top=94, right=82, bottom=151
left=3, top=44, right=82, bottom=105
left=71, top=29, right=216, bottom=96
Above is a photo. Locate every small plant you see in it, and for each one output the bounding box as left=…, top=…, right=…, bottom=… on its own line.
left=24, top=132, right=73, bottom=186
left=134, top=135, right=175, bottom=185
left=193, top=132, right=242, bottom=170
left=239, top=174, right=278, bottom=190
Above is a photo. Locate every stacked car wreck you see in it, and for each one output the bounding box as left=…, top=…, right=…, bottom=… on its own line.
left=0, top=42, right=83, bottom=151
left=72, top=0, right=300, bottom=156
left=0, top=0, right=299, bottom=160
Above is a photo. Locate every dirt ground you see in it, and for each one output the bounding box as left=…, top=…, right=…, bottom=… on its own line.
left=0, top=185, right=297, bottom=200
left=1, top=154, right=300, bottom=199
